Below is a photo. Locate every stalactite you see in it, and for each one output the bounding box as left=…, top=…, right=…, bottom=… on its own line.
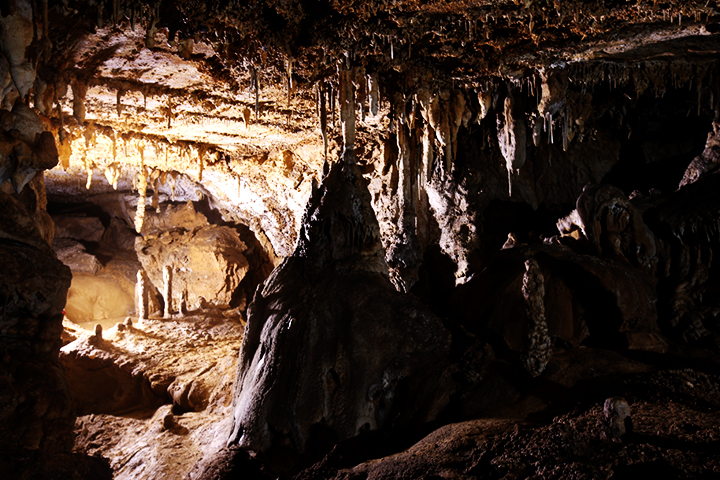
left=339, top=69, right=355, bottom=161
left=355, top=66, right=367, bottom=121
left=134, top=167, right=148, bottom=233
left=477, top=91, right=491, bottom=121
left=85, top=165, right=93, bottom=189
left=198, top=147, right=204, bottom=182
left=163, top=265, right=172, bottom=319
left=41, top=0, right=48, bottom=40
left=330, top=84, right=336, bottom=129
left=112, top=0, right=118, bottom=26
left=104, top=163, right=120, bottom=189
left=170, top=171, right=178, bottom=201
left=151, top=173, right=160, bottom=212
left=497, top=90, right=527, bottom=197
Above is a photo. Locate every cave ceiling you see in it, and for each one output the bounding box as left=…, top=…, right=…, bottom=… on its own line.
left=4, top=0, right=720, bottom=255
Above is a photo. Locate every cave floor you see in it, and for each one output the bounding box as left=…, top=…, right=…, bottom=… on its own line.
left=62, top=313, right=243, bottom=480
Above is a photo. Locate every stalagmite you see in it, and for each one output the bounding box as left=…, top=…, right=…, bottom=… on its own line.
left=253, top=66, right=259, bottom=122
left=163, top=265, right=172, bottom=319
left=178, top=38, right=194, bottom=60
left=145, top=16, right=158, bottom=49
left=134, top=167, right=148, bottom=233
left=136, top=269, right=147, bottom=321
left=85, top=166, right=93, bottom=189
left=72, top=80, right=87, bottom=124
left=339, top=69, right=355, bottom=160
left=522, top=258, right=551, bottom=377
left=116, top=89, right=125, bottom=117
left=368, top=72, right=379, bottom=116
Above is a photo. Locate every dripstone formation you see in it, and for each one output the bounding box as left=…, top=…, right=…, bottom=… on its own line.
left=4, top=1, right=720, bottom=479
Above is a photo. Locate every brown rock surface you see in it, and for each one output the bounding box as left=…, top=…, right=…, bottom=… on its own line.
left=53, top=214, right=105, bottom=243
left=136, top=224, right=249, bottom=310
left=0, top=187, right=109, bottom=477
left=63, top=312, right=245, bottom=479
left=52, top=237, right=103, bottom=274
left=225, top=159, right=454, bottom=473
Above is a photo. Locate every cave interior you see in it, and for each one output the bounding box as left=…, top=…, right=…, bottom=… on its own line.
left=3, top=0, right=720, bottom=479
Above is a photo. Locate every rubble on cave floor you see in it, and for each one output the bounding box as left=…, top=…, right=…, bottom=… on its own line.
left=295, top=347, right=720, bottom=480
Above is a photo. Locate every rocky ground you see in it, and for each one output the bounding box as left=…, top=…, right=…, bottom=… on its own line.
left=64, top=313, right=241, bottom=480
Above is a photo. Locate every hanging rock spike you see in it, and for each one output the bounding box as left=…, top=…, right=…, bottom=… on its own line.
left=134, top=167, right=148, bottom=233
left=339, top=69, right=355, bottom=160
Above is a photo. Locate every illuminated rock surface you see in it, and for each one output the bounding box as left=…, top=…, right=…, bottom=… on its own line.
left=3, top=0, right=720, bottom=479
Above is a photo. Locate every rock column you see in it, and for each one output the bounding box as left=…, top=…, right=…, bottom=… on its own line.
left=163, top=265, right=172, bottom=319
left=339, top=69, right=355, bottom=162
left=136, top=269, right=147, bottom=320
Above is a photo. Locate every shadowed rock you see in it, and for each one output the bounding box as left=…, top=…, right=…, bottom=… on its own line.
left=227, top=158, right=454, bottom=473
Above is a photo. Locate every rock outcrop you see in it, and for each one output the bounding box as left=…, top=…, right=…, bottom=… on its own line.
left=226, top=157, right=454, bottom=473
left=0, top=177, right=110, bottom=479
left=135, top=203, right=250, bottom=311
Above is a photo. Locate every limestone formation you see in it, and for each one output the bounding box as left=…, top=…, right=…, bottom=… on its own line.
left=5, top=1, right=720, bottom=479
left=162, top=265, right=172, bottom=318
left=136, top=225, right=249, bottom=310
left=136, top=269, right=147, bottom=321
left=521, top=258, right=551, bottom=377
left=227, top=158, right=454, bottom=473
left=602, top=396, right=632, bottom=440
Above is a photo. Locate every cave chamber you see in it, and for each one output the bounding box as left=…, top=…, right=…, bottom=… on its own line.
left=3, top=1, right=720, bottom=479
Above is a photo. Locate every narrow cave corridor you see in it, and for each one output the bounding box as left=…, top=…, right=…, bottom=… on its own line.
left=3, top=1, right=720, bottom=479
